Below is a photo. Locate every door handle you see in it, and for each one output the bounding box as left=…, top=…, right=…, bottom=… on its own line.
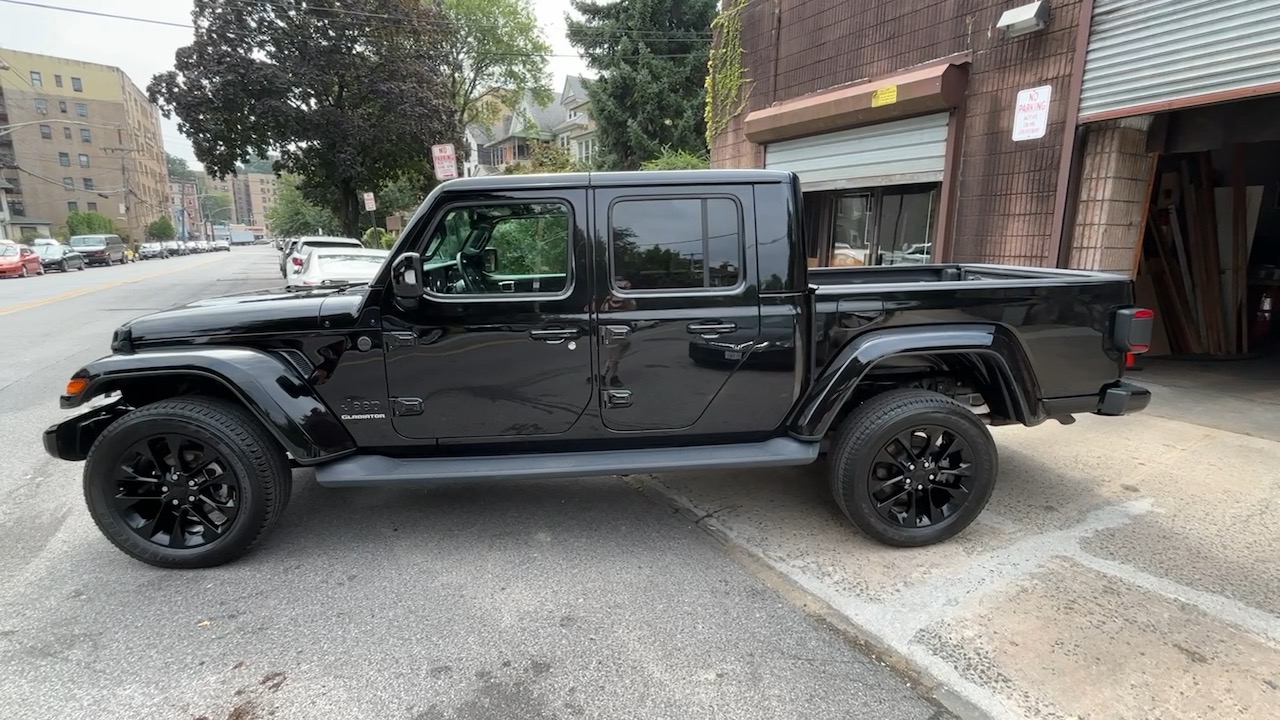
left=687, top=321, right=737, bottom=336
left=528, top=327, right=582, bottom=344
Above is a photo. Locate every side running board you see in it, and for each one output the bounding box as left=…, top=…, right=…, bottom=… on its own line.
left=313, top=437, right=820, bottom=487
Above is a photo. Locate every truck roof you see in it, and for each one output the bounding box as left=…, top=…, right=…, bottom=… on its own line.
left=440, top=169, right=795, bottom=192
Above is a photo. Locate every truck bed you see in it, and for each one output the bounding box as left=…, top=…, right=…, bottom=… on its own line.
left=806, top=263, right=1134, bottom=405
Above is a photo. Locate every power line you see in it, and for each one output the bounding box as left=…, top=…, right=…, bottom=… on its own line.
left=0, top=0, right=712, bottom=52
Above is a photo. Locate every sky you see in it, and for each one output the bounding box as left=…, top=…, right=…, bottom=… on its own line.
left=0, top=0, right=589, bottom=166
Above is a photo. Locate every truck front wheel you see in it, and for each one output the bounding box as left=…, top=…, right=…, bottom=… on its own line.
left=82, top=397, right=291, bottom=568
left=830, top=389, right=996, bottom=547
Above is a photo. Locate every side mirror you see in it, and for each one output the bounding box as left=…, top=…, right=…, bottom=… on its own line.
left=482, top=247, right=498, bottom=273
left=391, top=252, right=424, bottom=308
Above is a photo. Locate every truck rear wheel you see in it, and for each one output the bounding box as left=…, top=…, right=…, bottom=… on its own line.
left=82, top=397, right=291, bottom=568
left=830, top=389, right=996, bottom=547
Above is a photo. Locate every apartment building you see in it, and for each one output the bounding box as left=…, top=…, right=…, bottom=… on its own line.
left=168, top=180, right=200, bottom=240
left=0, top=48, right=169, bottom=241
left=200, top=170, right=278, bottom=226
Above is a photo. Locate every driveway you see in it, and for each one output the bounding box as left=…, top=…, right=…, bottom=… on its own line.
left=638, top=376, right=1280, bottom=719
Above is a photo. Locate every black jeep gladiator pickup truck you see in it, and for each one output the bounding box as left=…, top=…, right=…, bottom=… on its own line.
left=45, top=170, right=1153, bottom=568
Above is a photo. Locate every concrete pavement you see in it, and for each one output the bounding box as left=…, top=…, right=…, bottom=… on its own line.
left=638, top=394, right=1280, bottom=719
left=0, top=247, right=947, bottom=719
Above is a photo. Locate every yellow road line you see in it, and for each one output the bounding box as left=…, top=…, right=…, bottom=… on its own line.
left=0, top=256, right=226, bottom=317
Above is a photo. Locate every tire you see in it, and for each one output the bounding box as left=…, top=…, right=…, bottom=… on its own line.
left=19, top=266, right=27, bottom=278
left=78, top=260, right=86, bottom=271
left=83, top=396, right=292, bottom=568
left=106, top=256, right=114, bottom=267
left=830, top=389, right=997, bottom=547
left=60, top=260, right=69, bottom=273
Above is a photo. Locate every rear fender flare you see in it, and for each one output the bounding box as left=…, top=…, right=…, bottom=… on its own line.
left=787, top=324, right=1041, bottom=439
left=62, top=347, right=356, bottom=464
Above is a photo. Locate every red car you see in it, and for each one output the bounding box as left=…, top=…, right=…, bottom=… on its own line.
left=0, top=243, right=46, bottom=278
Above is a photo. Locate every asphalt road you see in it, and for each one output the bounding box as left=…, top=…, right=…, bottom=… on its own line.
left=0, top=247, right=948, bottom=720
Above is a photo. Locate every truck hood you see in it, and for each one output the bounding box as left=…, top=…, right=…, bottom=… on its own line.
left=122, top=285, right=369, bottom=346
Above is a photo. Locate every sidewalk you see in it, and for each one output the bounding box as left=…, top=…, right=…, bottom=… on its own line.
left=636, top=385, right=1280, bottom=719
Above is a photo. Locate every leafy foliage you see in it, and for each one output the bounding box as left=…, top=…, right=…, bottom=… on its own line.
left=504, top=143, right=581, bottom=175
left=147, top=216, right=177, bottom=241
left=149, top=0, right=459, bottom=237
left=641, top=148, right=710, bottom=171
left=199, top=191, right=234, bottom=223
left=705, top=0, right=752, bottom=148
left=567, top=0, right=716, bottom=170
left=489, top=213, right=570, bottom=276
left=66, top=211, right=116, bottom=236
left=240, top=155, right=278, bottom=174
left=267, top=175, right=342, bottom=238
left=442, top=0, right=552, bottom=134
left=19, top=229, right=40, bottom=242
left=166, top=153, right=198, bottom=183
left=362, top=226, right=396, bottom=249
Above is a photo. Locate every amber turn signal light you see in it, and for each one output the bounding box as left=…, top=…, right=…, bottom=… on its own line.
left=65, top=378, right=88, bottom=396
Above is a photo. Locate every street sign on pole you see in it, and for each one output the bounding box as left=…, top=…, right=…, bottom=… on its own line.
left=363, top=191, right=377, bottom=212
left=432, top=143, right=458, bottom=180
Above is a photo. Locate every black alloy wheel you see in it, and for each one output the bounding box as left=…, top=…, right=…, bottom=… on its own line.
left=831, top=389, right=997, bottom=547
left=867, top=426, right=973, bottom=529
left=84, top=397, right=291, bottom=568
left=112, top=434, right=240, bottom=549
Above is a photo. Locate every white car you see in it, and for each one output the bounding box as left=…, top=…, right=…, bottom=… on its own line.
left=211, top=239, right=231, bottom=252
left=287, top=247, right=389, bottom=288
left=282, top=236, right=364, bottom=277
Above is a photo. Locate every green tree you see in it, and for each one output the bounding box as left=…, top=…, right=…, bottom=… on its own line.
left=199, top=191, right=234, bottom=224
left=504, top=143, right=580, bottom=174
left=267, top=174, right=343, bottom=238
left=362, top=226, right=396, bottom=249
left=641, top=147, right=710, bottom=171
left=166, top=153, right=198, bottom=183
left=147, top=216, right=177, bottom=241
left=568, top=0, right=715, bottom=170
left=149, top=0, right=459, bottom=238
left=65, top=211, right=116, bottom=236
left=442, top=0, right=552, bottom=134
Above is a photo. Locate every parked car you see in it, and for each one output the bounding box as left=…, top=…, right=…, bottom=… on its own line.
left=0, top=243, right=45, bottom=277
left=161, top=240, right=184, bottom=256
left=34, top=243, right=86, bottom=272
left=211, top=239, right=231, bottom=252
left=138, top=242, right=168, bottom=260
left=280, top=236, right=363, bottom=277
left=287, top=247, right=389, bottom=288
left=31, top=237, right=60, bottom=247
left=69, top=234, right=127, bottom=266
left=44, top=170, right=1154, bottom=568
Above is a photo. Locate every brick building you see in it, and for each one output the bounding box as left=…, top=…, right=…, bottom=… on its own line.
left=713, top=0, right=1280, bottom=357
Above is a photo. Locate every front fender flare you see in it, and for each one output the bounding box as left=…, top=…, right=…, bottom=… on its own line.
left=787, top=324, right=1039, bottom=440
left=62, top=347, right=356, bottom=464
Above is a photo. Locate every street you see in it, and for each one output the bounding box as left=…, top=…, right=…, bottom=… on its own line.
left=0, top=247, right=947, bottom=720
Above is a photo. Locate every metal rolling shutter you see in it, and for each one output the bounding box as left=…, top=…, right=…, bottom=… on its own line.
left=1080, top=0, right=1280, bottom=120
left=764, top=113, right=948, bottom=191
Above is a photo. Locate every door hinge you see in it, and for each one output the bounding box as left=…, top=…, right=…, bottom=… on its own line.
left=392, top=397, right=424, bottom=417
left=385, top=331, right=417, bottom=350
left=603, top=389, right=632, bottom=408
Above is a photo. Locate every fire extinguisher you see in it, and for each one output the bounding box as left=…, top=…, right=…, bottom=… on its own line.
left=1253, top=287, right=1275, bottom=346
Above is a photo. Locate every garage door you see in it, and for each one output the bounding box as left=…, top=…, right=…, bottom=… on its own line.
left=1080, top=0, right=1280, bottom=120
left=764, top=113, right=948, bottom=192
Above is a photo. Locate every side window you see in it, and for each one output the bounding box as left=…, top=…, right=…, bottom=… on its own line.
left=423, top=202, right=571, bottom=297
left=609, top=197, right=743, bottom=292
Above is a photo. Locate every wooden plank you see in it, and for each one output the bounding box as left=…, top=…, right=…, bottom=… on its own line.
left=1178, top=162, right=1211, bottom=353
left=1130, top=153, right=1161, bottom=278
left=1231, top=145, right=1248, bottom=354
left=1198, top=152, right=1225, bottom=353
left=1165, top=206, right=1198, bottom=335
left=1146, top=212, right=1198, bottom=353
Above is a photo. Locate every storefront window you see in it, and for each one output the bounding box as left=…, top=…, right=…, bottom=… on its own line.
left=877, top=187, right=936, bottom=266
left=831, top=193, right=872, bottom=267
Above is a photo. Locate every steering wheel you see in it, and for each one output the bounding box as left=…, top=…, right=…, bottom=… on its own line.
left=454, top=251, right=480, bottom=293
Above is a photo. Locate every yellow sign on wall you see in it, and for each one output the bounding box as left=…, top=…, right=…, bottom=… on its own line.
left=871, top=85, right=899, bottom=108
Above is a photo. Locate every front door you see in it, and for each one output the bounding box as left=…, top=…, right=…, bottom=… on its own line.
left=383, top=189, right=594, bottom=441
left=591, top=185, right=760, bottom=432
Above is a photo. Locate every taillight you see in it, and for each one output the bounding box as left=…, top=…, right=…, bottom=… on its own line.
left=291, top=256, right=303, bottom=267
left=1114, top=307, right=1154, bottom=354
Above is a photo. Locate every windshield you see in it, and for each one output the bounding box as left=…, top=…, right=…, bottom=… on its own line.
left=34, top=245, right=59, bottom=257
left=0, top=246, right=18, bottom=257
left=312, top=253, right=387, bottom=283
left=70, top=236, right=104, bottom=247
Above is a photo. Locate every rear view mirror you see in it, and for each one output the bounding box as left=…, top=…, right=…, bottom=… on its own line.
left=482, top=247, right=498, bottom=273
left=391, top=252, right=423, bottom=308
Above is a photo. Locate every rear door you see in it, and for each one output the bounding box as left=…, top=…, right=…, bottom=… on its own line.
left=591, top=185, right=760, bottom=432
